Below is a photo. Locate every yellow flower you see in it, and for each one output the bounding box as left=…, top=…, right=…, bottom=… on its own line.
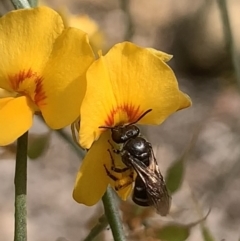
left=0, top=7, right=95, bottom=146
left=59, top=8, right=105, bottom=54
left=73, top=42, right=191, bottom=206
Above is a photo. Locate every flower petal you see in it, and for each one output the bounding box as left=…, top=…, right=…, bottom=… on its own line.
left=146, top=48, right=173, bottom=62
left=0, top=88, right=16, bottom=98
left=40, top=28, right=95, bottom=129
left=178, top=91, right=192, bottom=111
left=0, top=96, right=34, bottom=146
left=73, top=131, right=133, bottom=205
left=0, top=7, right=64, bottom=91
left=73, top=132, right=111, bottom=206
left=79, top=57, right=117, bottom=148
left=80, top=42, right=191, bottom=148
left=114, top=175, right=134, bottom=201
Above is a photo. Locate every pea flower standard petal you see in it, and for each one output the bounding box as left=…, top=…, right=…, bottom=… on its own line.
left=0, top=7, right=95, bottom=146
left=73, top=42, right=192, bottom=206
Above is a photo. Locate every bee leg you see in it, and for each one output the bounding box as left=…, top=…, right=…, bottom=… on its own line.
left=104, top=165, right=134, bottom=192
left=115, top=173, right=134, bottom=191
left=108, top=140, right=121, bottom=154
left=103, top=164, right=118, bottom=181
left=115, top=182, right=132, bottom=191
left=107, top=149, right=129, bottom=173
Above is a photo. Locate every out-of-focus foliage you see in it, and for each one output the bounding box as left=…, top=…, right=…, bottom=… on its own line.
left=166, top=158, right=185, bottom=194
left=0, top=132, right=51, bottom=160
left=120, top=199, right=212, bottom=241
left=201, top=225, right=216, bottom=241
left=157, top=224, right=190, bottom=241
left=27, top=133, right=50, bottom=159
left=156, top=210, right=211, bottom=241
left=121, top=199, right=155, bottom=231
left=166, top=127, right=199, bottom=194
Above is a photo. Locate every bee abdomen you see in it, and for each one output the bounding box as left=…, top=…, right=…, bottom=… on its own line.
left=132, top=176, right=150, bottom=207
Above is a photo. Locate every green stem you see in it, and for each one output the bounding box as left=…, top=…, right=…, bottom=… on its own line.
left=28, top=0, right=38, bottom=7
left=217, top=0, right=240, bottom=89
left=120, top=0, right=134, bottom=41
left=83, top=214, right=108, bottom=241
left=55, top=129, right=85, bottom=160
left=37, top=116, right=85, bottom=159
left=14, top=131, right=28, bottom=241
left=102, top=187, right=126, bottom=241
left=11, top=0, right=31, bottom=9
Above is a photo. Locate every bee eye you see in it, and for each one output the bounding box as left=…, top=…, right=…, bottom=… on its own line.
left=111, top=129, right=124, bottom=143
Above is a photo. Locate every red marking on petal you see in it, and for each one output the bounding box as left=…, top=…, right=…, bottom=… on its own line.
left=9, top=69, right=32, bottom=90
left=9, top=69, right=46, bottom=106
left=34, top=76, right=46, bottom=106
left=105, top=104, right=144, bottom=126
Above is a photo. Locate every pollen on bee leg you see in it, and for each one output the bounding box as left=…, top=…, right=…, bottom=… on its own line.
left=110, top=170, right=135, bottom=191
left=8, top=68, right=46, bottom=107
left=104, top=103, right=146, bottom=126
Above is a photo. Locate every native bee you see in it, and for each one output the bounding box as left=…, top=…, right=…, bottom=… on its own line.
left=99, top=109, right=171, bottom=216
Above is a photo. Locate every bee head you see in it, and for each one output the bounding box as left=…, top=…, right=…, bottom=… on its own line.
left=99, top=109, right=152, bottom=143
left=111, top=125, right=140, bottom=143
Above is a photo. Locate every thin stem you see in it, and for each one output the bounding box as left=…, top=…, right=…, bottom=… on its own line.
left=11, top=0, right=30, bottom=9
left=14, top=131, right=28, bottom=241
left=217, top=0, right=240, bottom=89
left=83, top=214, right=108, bottom=241
left=55, top=129, right=85, bottom=159
left=28, top=0, right=38, bottom=7
left=102, top=187, right=126, bottom=241
left=120, top=0, right=134, bottom=41
left=37, top=115, right=85, bottom=160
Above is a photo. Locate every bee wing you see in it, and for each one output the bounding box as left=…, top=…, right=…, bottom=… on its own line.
left=144, top=170, right=171, bottom=216
left=129, top=155, right=171, bottom=216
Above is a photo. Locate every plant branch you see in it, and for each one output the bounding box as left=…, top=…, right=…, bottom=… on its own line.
left=83, top=214, right=108, bottom=241
left=217, top=0, right=240, bottom=89
left=11, top=0, right=31, bottom=9
left=55, top=129, right=85, bottom=160
left=14, top=131, right=28, bottom=241
left=28, top=0, right=38, bottom=7
left=102, top=187, right=126, bottom=241
left=120, top=0, right=134, bottom=41
left=37, top=115, right=85, bottom=160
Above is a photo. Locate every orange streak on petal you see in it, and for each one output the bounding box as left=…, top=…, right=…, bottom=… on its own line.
left=9, top=69, right=32, bottom=90
left=105, top=103, right=144, bottom=126
left=34, top=76, right=46, bottom=106
left=8, top=69, right=47, bottom=106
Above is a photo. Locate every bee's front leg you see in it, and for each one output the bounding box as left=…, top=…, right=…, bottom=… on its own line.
left=108, top=140, right=121, bottom=154
left=107, top=149, right=129, bottom=173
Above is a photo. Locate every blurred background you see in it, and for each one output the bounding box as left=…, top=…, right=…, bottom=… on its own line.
left=0, top=0, right=240, bottom=240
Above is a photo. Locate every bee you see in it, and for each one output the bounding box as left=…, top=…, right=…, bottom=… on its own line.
left=99, top=109, right=171, bottom=216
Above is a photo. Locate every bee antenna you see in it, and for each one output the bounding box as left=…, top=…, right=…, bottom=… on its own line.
left=128, top=109, right=152, bottom=125
left=99, top=125, right=113, bottom=129
left=99, top=109, right=152, bottom=129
